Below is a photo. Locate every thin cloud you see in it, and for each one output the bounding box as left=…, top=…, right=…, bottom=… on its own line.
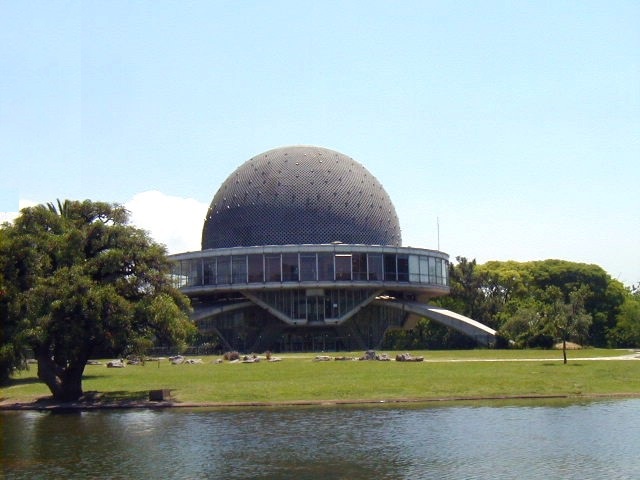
left=1, top=194, right=207, bottom=255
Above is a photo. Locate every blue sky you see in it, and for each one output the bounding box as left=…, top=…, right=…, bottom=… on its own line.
left=1, top=1, right=638, bottom=285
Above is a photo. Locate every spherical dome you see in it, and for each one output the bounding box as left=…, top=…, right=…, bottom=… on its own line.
left=201, top=146, right=402, bottom=249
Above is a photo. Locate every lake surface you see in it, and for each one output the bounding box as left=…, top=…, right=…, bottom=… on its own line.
left=2, top=399, right=639, bottom=479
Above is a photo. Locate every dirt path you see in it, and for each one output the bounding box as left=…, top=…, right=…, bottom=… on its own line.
left=423, top=352, right=640, bottom=362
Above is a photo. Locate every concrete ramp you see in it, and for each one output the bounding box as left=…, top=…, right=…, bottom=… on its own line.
left=192, top=301, right=253, bottom=322
left=377, top=300, right=497, bottom=346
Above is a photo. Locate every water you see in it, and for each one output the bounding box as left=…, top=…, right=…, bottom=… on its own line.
left=2, top=399, right=639, bottom=480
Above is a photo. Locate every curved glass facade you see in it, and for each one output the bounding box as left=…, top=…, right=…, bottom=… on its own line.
left=169, top=245, right=449, bottom=291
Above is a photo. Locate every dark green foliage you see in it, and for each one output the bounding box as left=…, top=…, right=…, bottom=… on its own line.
left=382, top=318, right=477, bottom=350
left=0, top=200, right=196, bottom=400
left=525, top=333, right=555, bottom=349
left=383, top=257, right=629, bottom=350
left=607, top=289, right=640, bottom=347
left=444, top=257, right=628, bottom=348
left=447, top=257, right=491, bottom=324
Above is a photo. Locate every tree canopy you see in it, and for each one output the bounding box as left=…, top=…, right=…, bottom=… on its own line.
left=395, top=257, right=634, bottom=351
left=446, top=257, right=630, bottom=349
left=0, top=200, right=195, bottom=400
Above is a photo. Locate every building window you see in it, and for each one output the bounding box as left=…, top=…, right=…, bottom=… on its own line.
left=300, top=254, right=317, bottom=281
left=428, top=257, right=436, bottom=283
left=352, top=253, right=367, bottom=281
left=265, top=254, right=281, bottom=282
left=248, top=254, right=264, bottom=283
left=217, top=256, right=231, bottom=284
left=384, top=254, right=397, bottom=281
left=419, top=256, right=429, bottom=283
left=409, top=255, right=420, bottom=282
left=282, top=253, right=299, bottom=282
left=335, top=254, right=352, bottom=281
left=318, top=253, right=334, bottom=281
left=443, top=260, right=449, bottom=285
left=232, top=255, right=247, bottom=283
left=204, top=258, right=216, bottom=285
left=173, top=262, right=189, bottom=287
left=397, top=254, right=409, bottom=282
left=368, top=254, right=383, bottom=281
left=435, top=258, right=444, bottom=285
left=186, top=259, right=202, bottom=286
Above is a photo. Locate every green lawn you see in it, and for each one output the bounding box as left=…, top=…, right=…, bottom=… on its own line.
left=2, top=349, right=639, bottom=406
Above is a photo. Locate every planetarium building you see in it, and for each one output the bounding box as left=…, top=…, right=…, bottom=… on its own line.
left=169, top=146, right=495, bottom=352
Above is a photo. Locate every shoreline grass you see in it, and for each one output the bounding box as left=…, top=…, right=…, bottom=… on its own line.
left=2, top=349, right=639, bottom=408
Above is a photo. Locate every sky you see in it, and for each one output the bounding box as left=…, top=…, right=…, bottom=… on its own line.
left=1, top=1, right=638, bottom=286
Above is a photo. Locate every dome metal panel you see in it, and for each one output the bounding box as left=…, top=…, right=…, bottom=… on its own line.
left=201, top=146, right=402, bottom=249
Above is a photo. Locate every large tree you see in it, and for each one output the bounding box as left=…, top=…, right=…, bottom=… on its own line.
left=0, top=200, right=195, bottom=401
left=477, top=259, right=624, bottom=347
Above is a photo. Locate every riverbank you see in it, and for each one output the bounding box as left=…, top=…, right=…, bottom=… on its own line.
left=4, top=392, right=640, bottom=412
left=2, top=349, right=639, bottom=410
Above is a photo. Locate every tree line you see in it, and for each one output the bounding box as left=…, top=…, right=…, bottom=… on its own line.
left=383, top=257, right=639, bottom=352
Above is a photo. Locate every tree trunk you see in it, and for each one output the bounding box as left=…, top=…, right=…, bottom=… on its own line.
left=562, top=338, right=567, bottom=365
left=36, top=349, right=86, bottom=402
left=36, top=351, right=65, bottom=399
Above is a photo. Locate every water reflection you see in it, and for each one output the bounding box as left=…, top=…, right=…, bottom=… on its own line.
left=2, top=400, right=640, bottom=480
